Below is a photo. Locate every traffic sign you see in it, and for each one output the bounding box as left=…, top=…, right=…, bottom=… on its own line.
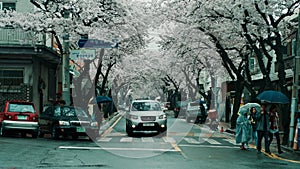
left=77, top=39, right=118, bottom=48
left=70, top=49, right=96, bottom=60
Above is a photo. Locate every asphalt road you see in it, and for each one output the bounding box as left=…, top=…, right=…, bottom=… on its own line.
left=0, top=111, right=299, bottom=169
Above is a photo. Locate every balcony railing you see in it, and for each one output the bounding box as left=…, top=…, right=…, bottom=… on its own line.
left=0, top=27, right=45, bottom=46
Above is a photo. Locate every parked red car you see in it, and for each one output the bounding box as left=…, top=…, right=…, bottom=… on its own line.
left=0, top=100, right=39, bottom=138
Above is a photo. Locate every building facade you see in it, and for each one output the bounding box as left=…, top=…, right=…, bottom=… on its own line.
left=0, top=0, right=61, bottom=113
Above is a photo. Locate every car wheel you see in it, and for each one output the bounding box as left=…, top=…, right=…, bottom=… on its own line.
left=21, top=132, right=27, bottom=138
left=32, top=131, right=38, bottom=138
left=51, top=125, right=59, bottom=139
left=0, top=125, right=7, bottom=137
left=88, top=133, right=97, bottom=141
left=126, top=125, right=133, bottom=137
left=72, top=135, right=78, bottom=140
left=157, top=129, right=167, bottom=137
left=38, top=127, right=44, bottom=138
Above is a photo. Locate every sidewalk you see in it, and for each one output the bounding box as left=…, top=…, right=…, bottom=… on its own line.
left=219, top=122, right=300, bottom=159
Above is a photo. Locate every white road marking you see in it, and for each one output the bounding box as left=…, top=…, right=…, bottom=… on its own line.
left=179, top=144, right=240, bottom=149
left=120, top=137, right=133, bottom=142
left=58, top=146, right=179, bottom=152
left=163, top=137, right=176, bottom=143
left=141, top=137, right=154, bottom=142
left=96, top=138, right=112, bottom=142
left=106, top=132, right=127, bottom=137
left=203, top=138, right=222, bottom=145
left=184, top=138, right=200, bottom=144
left=223, top=138, right=239, bottom=145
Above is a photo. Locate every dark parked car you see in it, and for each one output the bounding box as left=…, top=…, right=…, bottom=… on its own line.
left=38, top=106, right=99, bottom=140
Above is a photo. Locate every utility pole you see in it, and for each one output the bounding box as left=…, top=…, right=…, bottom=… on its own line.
left=289, top=11, right=300, bottom=148
left=62, top=11, right=70, bottom=105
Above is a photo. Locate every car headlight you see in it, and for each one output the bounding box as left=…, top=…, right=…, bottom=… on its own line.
left=59, top=121, right=70, bottom=126
left=129, top=114, right=138, bottom=120
left=159, top=114, right=167, bottom=119
left=91, top=121, right=99, bottom=127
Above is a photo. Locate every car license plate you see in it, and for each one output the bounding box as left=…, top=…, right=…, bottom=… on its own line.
left=17, top=115, right=27, bottom=120
left=143, top=123, right=155, bottom=127
left=76, top=127, right=86, bottom=132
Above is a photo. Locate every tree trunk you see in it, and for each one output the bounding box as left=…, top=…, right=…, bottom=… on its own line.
left=230, top=81, right=244, bottom=129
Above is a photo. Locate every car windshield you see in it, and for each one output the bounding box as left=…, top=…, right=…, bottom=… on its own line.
left=54, top=107, right=88, bottom=117
left=8, top=103, right=35, bottom=113
left=131, top=102, right=161, bottom=111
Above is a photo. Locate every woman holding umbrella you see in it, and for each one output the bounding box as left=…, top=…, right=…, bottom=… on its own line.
left=236, top=107, right=253, bottom=150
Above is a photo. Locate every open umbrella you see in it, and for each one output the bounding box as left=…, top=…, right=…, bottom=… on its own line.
left=238, top=106, right=249, bottom=116
left=241, top=103, right=261, bottom=113
left=96, top=96, right=112, bottom=103
left=256, top=90, right=289, bottom=104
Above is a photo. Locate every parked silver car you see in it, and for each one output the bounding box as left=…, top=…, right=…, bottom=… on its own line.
left=126, top=100, right=167, bottom=136
left=185, top=101, right=207, bottom=123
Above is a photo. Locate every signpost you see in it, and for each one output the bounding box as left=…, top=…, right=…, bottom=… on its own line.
left=70, top=49, right=96, bottom=60
left=77, top=39, right=118, bottom=48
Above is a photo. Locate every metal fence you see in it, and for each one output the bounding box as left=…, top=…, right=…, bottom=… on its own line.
left=0, top=27, right=45, bottom=46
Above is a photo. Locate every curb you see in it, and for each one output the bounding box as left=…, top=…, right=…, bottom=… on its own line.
left=221, top=126, right=300, bottom=156
left=98, top=112, right=122, bottom=137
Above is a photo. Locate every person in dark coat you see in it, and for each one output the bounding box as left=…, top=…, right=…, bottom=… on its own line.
left=256, top=104, right=271, bottom=154
left=200, top=103, right=207, bottom=124
left=249, top=107, right=258, bottom=147
left=268, top=105, right=283, bottom=154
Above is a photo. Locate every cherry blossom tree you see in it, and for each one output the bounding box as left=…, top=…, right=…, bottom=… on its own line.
left=0, top=0, right=150, bottom=116
left=150, top=0, right=300, bottom=131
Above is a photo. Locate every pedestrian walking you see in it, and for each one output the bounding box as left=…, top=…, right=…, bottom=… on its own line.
left=92, top=104, right=102, bottom=130
left=268, top=105, right=283, bottom=154
left=249, top=107, right=258, bottom=147
left=236, top=107, right=253, bottom=150
left=200, top=103, right=207, bottom=124
left=256, top=103, right=271, bottom=154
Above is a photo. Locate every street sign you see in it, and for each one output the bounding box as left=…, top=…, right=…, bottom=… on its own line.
left=70, top=49, right=96, bottom=60
left=77, top=39, right=118, bottom=48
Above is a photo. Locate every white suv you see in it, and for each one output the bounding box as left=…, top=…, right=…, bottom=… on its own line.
left=126, top=100, right=167, bottom=136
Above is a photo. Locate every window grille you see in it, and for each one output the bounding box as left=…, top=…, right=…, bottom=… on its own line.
left=0, top=69, right=24, bottom=86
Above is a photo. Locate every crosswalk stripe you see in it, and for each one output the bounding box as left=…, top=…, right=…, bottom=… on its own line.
left=223, top=138, right=239, bottom=145
left=184, top=138, right=200, bottom=144
left=120, top=137, right=133, bottom=142
left=97, top=136, right=236, bottom=146
left=97, top=137, right=112, bottom=142
left=106, top=132, right=127, bottom=137
left=203, top=138, right=221, bottom=145
left=142, top=137, right=154, bottom=142
left=163, top=137, right=176, bottom=143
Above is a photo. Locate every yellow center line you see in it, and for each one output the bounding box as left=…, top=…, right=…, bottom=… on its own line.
left=248, top=144, right=300, bottom=164
left=170, top=142, right=188, bottom=159
left=101, top=112, right=125, bottom=137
